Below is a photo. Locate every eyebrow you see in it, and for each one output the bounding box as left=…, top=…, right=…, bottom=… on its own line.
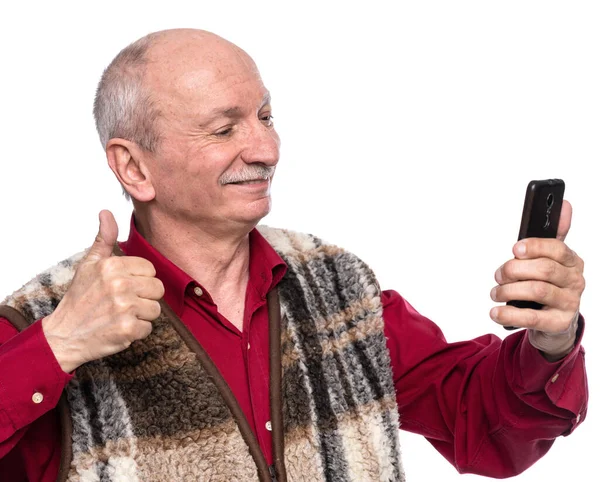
left=210, top=92, right=272, bottom=119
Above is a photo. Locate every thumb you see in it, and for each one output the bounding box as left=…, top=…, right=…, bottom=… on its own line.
left=86, top=210, right=119, bottom=261
left=557, top=199, right=572, bottom=242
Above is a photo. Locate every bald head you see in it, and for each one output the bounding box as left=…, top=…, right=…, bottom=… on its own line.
left=144, top=29, right=256, bottom=70
left=93, top=29, right=255, bottom=153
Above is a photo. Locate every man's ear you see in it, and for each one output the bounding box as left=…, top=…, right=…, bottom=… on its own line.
left=106, top=139, right=156, bottom=202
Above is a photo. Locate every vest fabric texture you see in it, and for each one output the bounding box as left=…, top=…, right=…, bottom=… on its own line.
left=2, top=226, right=404, bottom=482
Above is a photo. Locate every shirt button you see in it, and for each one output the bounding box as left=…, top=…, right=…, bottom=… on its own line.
left=265, top=421, right=272, bottom=431
left=32, top=392, right=44, bottom=404
left=247, top=343, right=251, bottom=350
left=193, top=286, right=203, bottom=297
left=551, top=373, right=560, bottom=383
left=576, top=413, right=581, bottom=424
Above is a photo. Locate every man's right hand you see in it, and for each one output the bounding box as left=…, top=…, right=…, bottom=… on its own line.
left=42, top=210, right=165, bottom=373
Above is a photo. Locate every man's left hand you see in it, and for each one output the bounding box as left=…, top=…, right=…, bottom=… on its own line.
left=489, top=200, right=586, bottom=360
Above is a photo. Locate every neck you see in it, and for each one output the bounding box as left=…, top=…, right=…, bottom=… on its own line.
left=134, top=208, right=254, bottom=298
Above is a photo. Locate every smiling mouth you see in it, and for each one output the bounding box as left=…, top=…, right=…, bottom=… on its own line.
left=228, top=179, right=269, bottom=185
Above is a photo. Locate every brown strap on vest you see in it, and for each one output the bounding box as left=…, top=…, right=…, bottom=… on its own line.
left=268, top=289, right=287, bottom=482
left=0, top=305, right=30, bottom=331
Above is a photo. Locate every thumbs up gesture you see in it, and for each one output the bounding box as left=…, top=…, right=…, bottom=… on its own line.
left=42, top=210, right=165, bottom=373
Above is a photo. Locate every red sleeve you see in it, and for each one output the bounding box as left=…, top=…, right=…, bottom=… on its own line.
left=382, top=289, right=588, bottom=478
left=0, top=317, right=72, bottom=456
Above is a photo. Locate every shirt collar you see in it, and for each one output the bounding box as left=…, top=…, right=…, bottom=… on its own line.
left=118, top=214, right=287, bottom=317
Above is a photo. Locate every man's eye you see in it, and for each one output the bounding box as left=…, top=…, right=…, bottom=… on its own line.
left=261, top=114, right=274, bottom=126
left=215, top=127, right=233, bottom=137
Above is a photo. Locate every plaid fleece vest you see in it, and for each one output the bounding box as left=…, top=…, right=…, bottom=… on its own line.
left=0, top=226, right=404, bottom=482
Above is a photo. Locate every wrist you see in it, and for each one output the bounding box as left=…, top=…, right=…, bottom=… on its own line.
left=528, top=311, right=579, bottom=362
left=41, top=315, right=82, bottom=373
left=539, top=340, right=575, bottom=362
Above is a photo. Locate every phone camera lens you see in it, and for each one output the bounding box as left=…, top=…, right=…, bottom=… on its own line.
left=546, top=193, right=554, bottom=208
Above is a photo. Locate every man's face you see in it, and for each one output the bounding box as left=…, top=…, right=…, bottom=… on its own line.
left=143, top=36, right=280, bottom=229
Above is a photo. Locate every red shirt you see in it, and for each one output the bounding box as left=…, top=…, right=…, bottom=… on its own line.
left=0, top=218, right=588, bottom=481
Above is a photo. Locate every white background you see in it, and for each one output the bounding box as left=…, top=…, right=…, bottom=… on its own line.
left=0, top=1, right=597, bottom=480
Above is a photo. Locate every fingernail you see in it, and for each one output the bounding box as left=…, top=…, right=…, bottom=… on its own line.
left=490, top=287, right=498, bottom=301
left=490, top=307, right=499, bottom=320
left=515, top=242, right=526, bottom=256
left=494, top=268, right=502, bottom=283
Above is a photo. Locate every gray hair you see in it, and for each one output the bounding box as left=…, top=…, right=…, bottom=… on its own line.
left=93, top=34, right=162, bottom=199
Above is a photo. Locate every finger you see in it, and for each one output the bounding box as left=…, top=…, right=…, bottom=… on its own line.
left=86, top=210, right=119, bottom=262
left=557, top=199, right=572, bottom=242
left=135, top=299, right=162, bottom=321
left=513, top=238, right=580, bottom=268
left=120, top=256, right=157, bottom=277
left=132, top=320, right=153, bottom=340
left=495, top=258, right=574, bottom=288
left=118, top=318, right=153, bottom=342
left=133, top=276, right=165, bottom=300
left=490, top=305, right=575, bottom=333
left=491, top=280, right=562, bottom=308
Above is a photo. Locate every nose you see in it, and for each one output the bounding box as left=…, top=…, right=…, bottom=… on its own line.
left=240, top=121, right=280, bottom=167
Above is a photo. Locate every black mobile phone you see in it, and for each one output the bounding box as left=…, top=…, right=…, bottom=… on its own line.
left=504, top=179, right=565, bottom=330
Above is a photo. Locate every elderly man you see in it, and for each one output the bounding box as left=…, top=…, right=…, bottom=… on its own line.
left=0, top=29, right=587, bottom=482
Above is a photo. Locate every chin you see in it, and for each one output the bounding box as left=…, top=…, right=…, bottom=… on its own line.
left=233, top=198, right=272, bottom=225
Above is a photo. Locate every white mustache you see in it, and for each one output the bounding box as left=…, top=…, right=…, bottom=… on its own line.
left=219, top=165, right=275, bottom=185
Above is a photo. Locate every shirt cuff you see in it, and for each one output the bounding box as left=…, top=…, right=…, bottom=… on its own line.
left=0, top=319, right=73, bottom=430
left=517, top=315, right=587, bottom=432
